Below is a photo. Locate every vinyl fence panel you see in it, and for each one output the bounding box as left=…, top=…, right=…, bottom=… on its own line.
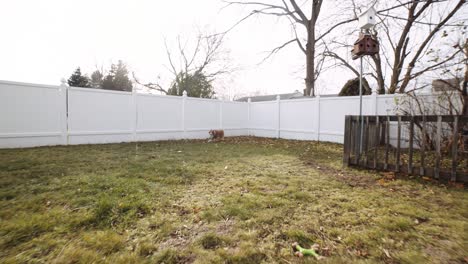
left=135, top=93, right=184, bottom=141
left=67, top=87, right=134, bottom=145
left=0, top=81, right=66, bottom=148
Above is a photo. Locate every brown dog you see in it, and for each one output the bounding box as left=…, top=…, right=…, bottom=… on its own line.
left=209, top=129, right=224, bottom=141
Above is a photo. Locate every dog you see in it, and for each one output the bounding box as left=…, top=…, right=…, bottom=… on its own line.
left=208, top=129, right=224, bottom=141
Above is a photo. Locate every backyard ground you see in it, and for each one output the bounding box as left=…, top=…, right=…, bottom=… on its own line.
left=0, top=137, right=466, bottom=263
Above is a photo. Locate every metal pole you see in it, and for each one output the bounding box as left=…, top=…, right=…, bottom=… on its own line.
left=359, top=55, right=364, bottom=155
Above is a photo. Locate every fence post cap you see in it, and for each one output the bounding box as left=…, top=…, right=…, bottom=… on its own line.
left=60, top=78, right=67, bottom=86
left=247, top=98, right=251, bottom=103
left=182, top=90, right=187, bottom=97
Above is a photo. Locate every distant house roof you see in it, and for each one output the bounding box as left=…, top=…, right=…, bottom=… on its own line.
left=432, top=78, right=462, bottom=92
left=235, top=91, right=306, bottom=102
left=235, top=91, right=339, bottom=102
left=320, top=94, right=339, bottom=97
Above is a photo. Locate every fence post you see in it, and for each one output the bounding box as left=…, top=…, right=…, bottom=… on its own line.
left=372, top=90, right=378, bottom=115
left=247, top=98, right=251, bottom=136
left=131, top=91, right=137, bottom=142
left=276, top=95, right=281, bottom=139
left=408, top=116, right=414, bottom=174
left=384, top=115, right=390, bottom=170
left=420, top=115, right=426, bottom=176
left=315, top=94, right=321, bottom=141
left=59, top=79, right=68, bottom=146
left=451, top=116, right=459, bottom=182
left=182, top=91, right=187, bottom=139
left=374, top=115, right=380, bottom=169
left=435, top=115, right=442, bottom=179
left=343, top=115, right=351, bottom=167
left=395, top=115, right=401, bottom=172
left=219, top=98, right=223, bottom=130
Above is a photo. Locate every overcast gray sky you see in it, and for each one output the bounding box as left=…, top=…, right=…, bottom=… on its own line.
left=0, top=0, right=360, bottom=98
left=3, top=1, right=464, bottom=98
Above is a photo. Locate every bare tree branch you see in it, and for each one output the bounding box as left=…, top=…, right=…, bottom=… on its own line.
left=134, top=31, right=233, bottom=97
left=406, top=49, right=463, bottom=81
left=260, top=38, right=300, bottom=63
left=316, top=18, right=356, bottom=42
left=387, top=0, right=433, bottom=93
left=323, top=51, right=359, bottom=77
left=132, top=72, right=168, bottom=94
left=398, top=0, right=466, bottom=92
left=289, top=0, right=308, bottom=25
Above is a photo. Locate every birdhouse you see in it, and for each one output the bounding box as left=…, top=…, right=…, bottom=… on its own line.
left=358, top=6, right=377, bottom=30
left=351, top=33, right=379, bottom=60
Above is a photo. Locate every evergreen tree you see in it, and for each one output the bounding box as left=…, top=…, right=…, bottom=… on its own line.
left=90, top=70, right=103, bottom=88
left=168, top=71, right=215, bottom=98
left=67, top=67, right=91, bottom=88
left=338, top=78, right=371, bottom=96
left=101, top=61, right=133, bottom=92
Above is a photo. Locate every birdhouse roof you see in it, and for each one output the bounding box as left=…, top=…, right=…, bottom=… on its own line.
left=359, top=6, right=376, bottom=18
left=353, top=33, right=374, bottom=45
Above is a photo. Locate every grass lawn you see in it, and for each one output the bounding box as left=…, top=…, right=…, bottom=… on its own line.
left=0, top=137, right=466, bottom=263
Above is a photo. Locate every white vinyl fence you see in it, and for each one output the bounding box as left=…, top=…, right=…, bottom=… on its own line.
left=0, top=81, right=67, bottom=148
left=249, top=94, right=387, bottom=144
left=0, top=80, right=458, bottom=149
left=0, top=81, right=248, bottom=148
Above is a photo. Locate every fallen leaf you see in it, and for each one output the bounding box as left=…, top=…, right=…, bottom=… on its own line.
left=448, top=181, right=464, bottom=189
left=382, top=248, right=391, bottom=258
left=378, top=179, right=387, bottom=185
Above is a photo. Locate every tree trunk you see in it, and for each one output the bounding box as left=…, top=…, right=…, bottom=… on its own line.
left=387, top=2, right=420, bottom=94
left=305, top=34, right=315, bottom=96
left=388, top=36, right=410, bottom=94
left=463, top=40, right=468, bottom=116
left=371, top=53, right=386, bottom=94
left=462, top=67, right=467, bottom=116
left=304, top=0, right=322, bottom=97
left=463, top=76, right=467, bottom=117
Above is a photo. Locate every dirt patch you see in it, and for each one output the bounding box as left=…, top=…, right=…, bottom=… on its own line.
left=216, top=219, right=235, bottom=235
left=157, top=221, right=210, bottom=250
left=303, top=158, right=379, bottom=188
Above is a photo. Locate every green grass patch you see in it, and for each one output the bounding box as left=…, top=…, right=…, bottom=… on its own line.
left=0, top=137, right=466, bottom=263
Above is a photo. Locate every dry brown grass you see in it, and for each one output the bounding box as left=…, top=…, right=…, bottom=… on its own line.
left=0, top=137, right=466, bottom=263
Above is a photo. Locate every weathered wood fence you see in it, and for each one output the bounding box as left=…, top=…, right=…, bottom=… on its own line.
left=343, top=115, right=468, bottom=183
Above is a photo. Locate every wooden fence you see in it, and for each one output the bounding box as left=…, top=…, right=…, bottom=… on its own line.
left=343, top=115, right=468, bottom=183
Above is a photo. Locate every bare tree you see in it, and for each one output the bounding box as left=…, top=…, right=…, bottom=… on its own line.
left=134, top=31, right=233, bottom=98
left=225, top=0, right=456, bottom=96
left=374, top=0, right=466, bottom=93
left=396, top=38, right=467, bottom=152
left=293, top=0, right=464, bottom=96
left=225, top=0, right=366, bottom=96
left=446, top=38, right=468, bottom=116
